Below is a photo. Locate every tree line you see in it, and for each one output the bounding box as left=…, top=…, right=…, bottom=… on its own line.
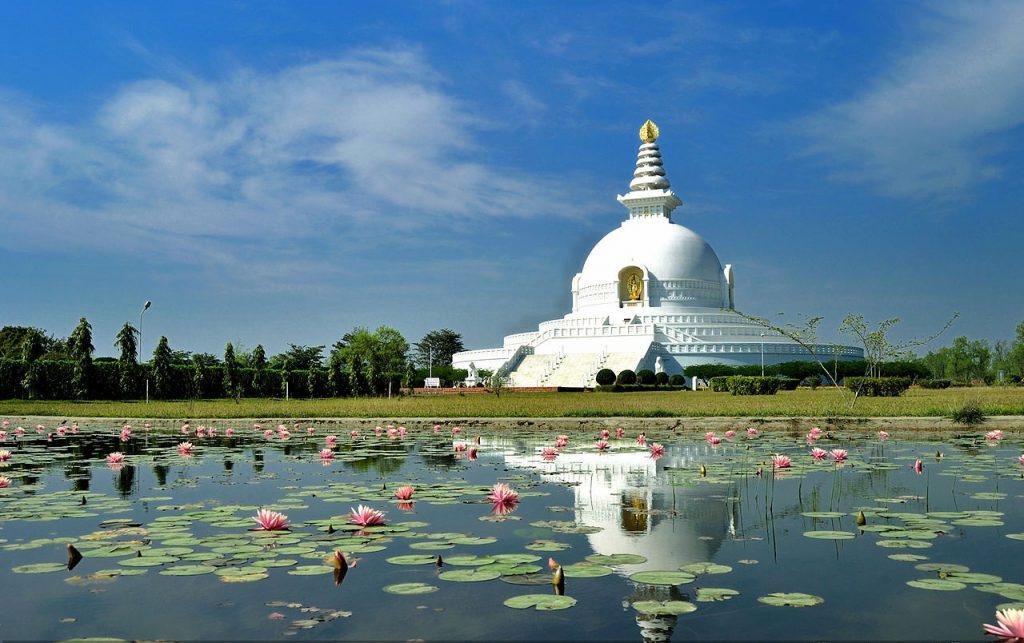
left=0, top=322, right=468, bottom=400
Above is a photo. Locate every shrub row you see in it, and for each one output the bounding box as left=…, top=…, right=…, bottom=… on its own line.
left=725, top=376, right=781, bottom=396
left=844, top=377, right=912, bottom=397
left=684, top=359, right=930, bottom=383
left=918, top=379, right=952, bottom=389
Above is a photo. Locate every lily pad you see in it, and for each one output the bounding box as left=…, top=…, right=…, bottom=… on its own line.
left=525, top=540, right=570, bottom=552
left=801, top=511, right=846, bottom=519
left=628, top=570, right=696, bottom=586
left=915, top=563, right=970, bottom=573
left=696, top=587, right=739, bottom=602
left=680, top=562, right=732, bottom=575
left=503, top=594, right=577, bottom=611
left=12, top=562, right=69, bottom=574
left=561, top=563, right=613, bottom=578
left=386, top=554, right=438, bottom=566
left=439, top=568, right=501, bottom=582
left=287, top=565, right=333, bottom=576
left=945, top=572, right=1002, bottom=584
left=907, top=578, right=966, bottom=591
left=888, top=554, right=929, bottom=562
left=585, top=553, right=647, bottom=565
left=383, top=582, right=439, bottom=595
left=631, top=600, right=696, bottom=615
left=803, top=530, right=856, bottom=540
left=757, top=592, right=824, bottom=607
left=158, top=564, right=217, bottom=576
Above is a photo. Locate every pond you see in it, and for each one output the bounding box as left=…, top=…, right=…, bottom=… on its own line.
left=1, top=419, right=1022, bottom=641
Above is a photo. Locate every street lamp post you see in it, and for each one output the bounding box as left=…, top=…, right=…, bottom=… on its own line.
left=140, top=301, right=151, bottom=402
left=760, top=333, right=766, bottom=377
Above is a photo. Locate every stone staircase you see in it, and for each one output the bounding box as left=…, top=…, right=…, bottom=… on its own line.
left=506, top=354, right=557, bottom=387
left=509, top=351, right=644, bottom=388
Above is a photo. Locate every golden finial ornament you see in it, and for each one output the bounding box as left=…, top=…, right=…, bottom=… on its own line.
left=639, top=119, right=659, bottom=143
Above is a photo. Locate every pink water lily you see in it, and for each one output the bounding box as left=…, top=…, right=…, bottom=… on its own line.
left=181, top=423, right=190, bottom=434
left=704, top=431, right=716, bottom=442
left=225, top=428, right=234, bottom=437
left=809, top=427, right=823, bottom=438
left=307, top=427, right=315, bottom=435
left=707, top=436, right=722, bottom=445
left=615, top=427, right=625, bottom=439
left=725, top=430, right=736, bottom=439
left=349, top=431, right=359, bottom=438
left=433, top=424, right=442, bottom=433
left=488, top=482, right=519, bottom=505
left=747, top=427, right=758, bottom=437
left=468, top=446, right=478, bottom=461
left=394, top=485, right=415, bottom=501
left=253, top=508, right=290, bottom=531
left=0, top=431, right=6, bottom=441
left=986, top=430, right=1004, bottom=441
left=454, top=442, right=467, bottom=452
left=106, top=452, right=125, bottom=464
left=263, top=429, right=273, bottom=438
left=0, top=450, right=11, bottom=462
left=595, top=439, right=610, bottom=451
left=451, top=427, right=462, bottom=435
left=15, top=427, right=25, bottom=437
left=772, top=454, right=792, bottom=469
left=914, top=459, right=923, bottom=474
left=177, top=442, right=194, bottom=456
left=555, top=435, right=569, bottom=448
left=0, top=475, right=11, bottom=488
left=809, top=447, right=828, bottom=462
left=830, top=448, right=848, bottom=463
left=349, top=505, right=386, bottom=526
left=324, top=435, right=338, bottom=446
left=983, top=607, right=1024, bottom=640
left=319, top=448, right=334, bottom=460
left=541, top=447, right=559, bottom=460
left=878, top=431, right=889, bottom=440
left=600, top=429, right=610, bottom=439
left=650, top=443, right=666, bottom=458
left=1019, top=454, right=1024, bottom=465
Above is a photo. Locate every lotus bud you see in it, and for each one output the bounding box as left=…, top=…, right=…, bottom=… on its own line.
left=80, top=496, right=87, bottom=505
left=552, top=564, right=565, bottom=593
left=327, top=524, right=335, bottom=534
left=856, top=511, right=866, bottom=526
left=436, top=555, right=444, bottom=568
left=700, top=464, right=707, bottom=477
left=67, top=544, right=83, bottom=571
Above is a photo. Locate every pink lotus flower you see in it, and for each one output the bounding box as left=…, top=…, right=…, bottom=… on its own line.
left=71, top=424, right=79, bottom=433
left=704, top=431, right=716, bottom=442
left=57, top=426, right=68, bottom=436
left=747, top=427, right=758, bottom=437
left=830, top=448, right=848, bottom=463
left=143, top=423, right=151, bottom=429
left=36, top=424, right=45, bottom=432
left=0, top=450, right=10, bottom=462
left=601, top=429, right=610, bottom=439
left=595, top=439, right=610, bottom=451
left=253, top=509, right=289, bottom=531
left=725, top=430, right=736, bottom=439
left=487, top=482, right=519, bottom=505
left=307, top=427, right=316, bottom=435
left=263, top=429, right=274, bottom=439
left=541, top=447, right=559, bottom=460
left=398, top=426, right=407, bottom=437
left=278, top=430, right=291, bottom=440
left=708, top=436, right=722, bottom=445
left=454, top=442, right=467, bottom=452
left=349, top=505, right=386, bottom=527
left=196, top=426, right=206, bottom=438
left=0, top=420, right=7, bottom=428
left=208, top=427, right=217, bottom=437
left=983, top=607, right=1024, bottom=640
left=468, top=446, right=478, bottom=461
left=1019, top=454, right=1024, bottom=465
left=106, top=452, right=125, bottom=464
left=805, top=432, right=819, bottom=444
left=319, top=449, right=334, bottom=460
left=772, top=454, right=792, bottom=469
left=433, top=424, right=442, bottom=433
left=387, top=428, right=398, bottom=438
left=555, top=436, right=569, bottom=448
left=181, top=423, right=190, bottom=434
left=349, top=431, right=359, bottom=438
left=548, top=557, right=560, bottom=570
left=878, top=431, right=889, bottom=440
left=0, top=431, right=6, bottom=441
left=650, top=443, right=666, bottom=458
left=809, top=427, right=823, bottom=438
left=914, top=459, right=923, bottom=474
left=253, top=424, right=262, bottom=430
left=177, top=442, right=194, bottom=456
left=986, top=430, right=1004, bottom=441
left=636, top=434, right=647, bottom=446
left=375, top=426, right=383, bottom=436
left=0, top=476, right=11, bottom=488
left=451, top=427, right=462, bottom=435
left=615, top=427, right=625, bottom=439
left=810, top=447, right=828, bottom=461
left=225, top=428, right=235, bottom=437
left=394, top=485, right=415, bottom=500
left=326, top=435, right=338, bottom=446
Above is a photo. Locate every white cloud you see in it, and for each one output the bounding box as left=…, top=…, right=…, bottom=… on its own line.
left=0, top=47, right=591, bottom=285
left=800, top=2, right=1024, bottom=199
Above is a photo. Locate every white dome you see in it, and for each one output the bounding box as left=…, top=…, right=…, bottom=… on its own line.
left=575, top=216, right=726, bottom=311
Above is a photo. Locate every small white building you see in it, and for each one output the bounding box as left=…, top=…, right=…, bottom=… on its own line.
left=454, top=121, right=862, bottom=386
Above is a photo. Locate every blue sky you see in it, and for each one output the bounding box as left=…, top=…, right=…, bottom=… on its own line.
left=1, top=1, right=1022, bottom=359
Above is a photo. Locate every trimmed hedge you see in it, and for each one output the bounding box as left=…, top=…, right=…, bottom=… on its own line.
left=637, top=369, right=656, bottom=385
left=616, top=369, right=637, bottom=385
left=725, top=376, right=781, bottom=396
left=595, top=368, right=616, bottom=386
left=918, top=379, right=952, bottom=389
left=668, top=374, right=685, bottom=386
left=844, top=376, right=911, bottom=397
left=777, top=377, right=800, bottom=391
left=709, top=376, right=731, bottom=392
left=655, top=372, right=669, bottom=385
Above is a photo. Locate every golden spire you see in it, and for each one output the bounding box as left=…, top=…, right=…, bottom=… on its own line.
left=639, top=119, right=659, bottom=143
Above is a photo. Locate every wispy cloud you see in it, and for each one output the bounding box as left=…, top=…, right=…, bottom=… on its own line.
left=0, top=47, right=592, bottom=286
left=799, top=2, right=1024, bottom=199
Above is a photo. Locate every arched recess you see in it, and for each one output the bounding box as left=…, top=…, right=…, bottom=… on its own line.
left=618, top=265, right=647, bottom=307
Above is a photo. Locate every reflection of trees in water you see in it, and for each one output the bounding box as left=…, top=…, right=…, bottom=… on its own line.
left=223, top=458, right=234, bottom=473
left=253, top=449, right=264, bottom=473
left=115, top=465, right=136, bottom=498
left=343, top=444, right=411, bottom=477
left=620, top=491, right=649, bottom=534
left=628, top=584, right=689, bottom=643
left=153, top=464, right=169, bottom=487
left=64, top=459, right=92, bottom=492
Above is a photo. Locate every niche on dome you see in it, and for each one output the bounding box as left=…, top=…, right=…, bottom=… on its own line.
left=618, top=266, right=647, bottom=308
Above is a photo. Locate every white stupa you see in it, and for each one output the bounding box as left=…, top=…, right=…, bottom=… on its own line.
left=454, top=121, right=862, bottom=386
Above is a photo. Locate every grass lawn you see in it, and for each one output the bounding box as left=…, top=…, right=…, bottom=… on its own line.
left=1, top=386, right=1022, bottom=419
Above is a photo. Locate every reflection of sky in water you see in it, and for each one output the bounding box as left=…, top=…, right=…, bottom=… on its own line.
left=1, top=426, right=1023, bottom=642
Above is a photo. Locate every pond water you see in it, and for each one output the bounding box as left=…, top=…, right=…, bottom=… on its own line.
left=1, top=420, right=1022, bottom=641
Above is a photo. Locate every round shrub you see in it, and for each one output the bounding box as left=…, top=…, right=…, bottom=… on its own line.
left=655, top=372, right=669, bottom=385
left=637, top=369, right=656, bottom=385
left=616, top=369, right=637, bottom=385
left=669, top=374, right=685, bottom=386
left=595, top=368, right=616, bottom=386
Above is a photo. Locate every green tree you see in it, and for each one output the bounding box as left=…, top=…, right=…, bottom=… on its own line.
left=839, top=313, right=958, bottom=378
left=413, top=329, right=464, bottom=369
left=20, top=328, right=46, bottom=399
left=250, top=344, right=268, bottom=395
left=270, top=344, right=324, bottom=371
left=115, top=323, right=139, bottom=398
left=334, top=326, right=409, bottom=396
left=223, top=342, right=240, bottom=398
left=191, top=355, right=207, bottom=398
left=1, top=326, right=64, bottom=360
left=327, top=350, right=346, bottom=396
left=152, top=336, right=173, bottom=398
left=404, top=360, right=417, bottom=391
left=68, top=317, right=95, bottom=399
left=1010, top=320, right=1024, bottom=378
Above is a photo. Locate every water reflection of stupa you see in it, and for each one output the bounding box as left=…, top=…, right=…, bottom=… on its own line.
left=497, top=438, right=734, bottom=572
